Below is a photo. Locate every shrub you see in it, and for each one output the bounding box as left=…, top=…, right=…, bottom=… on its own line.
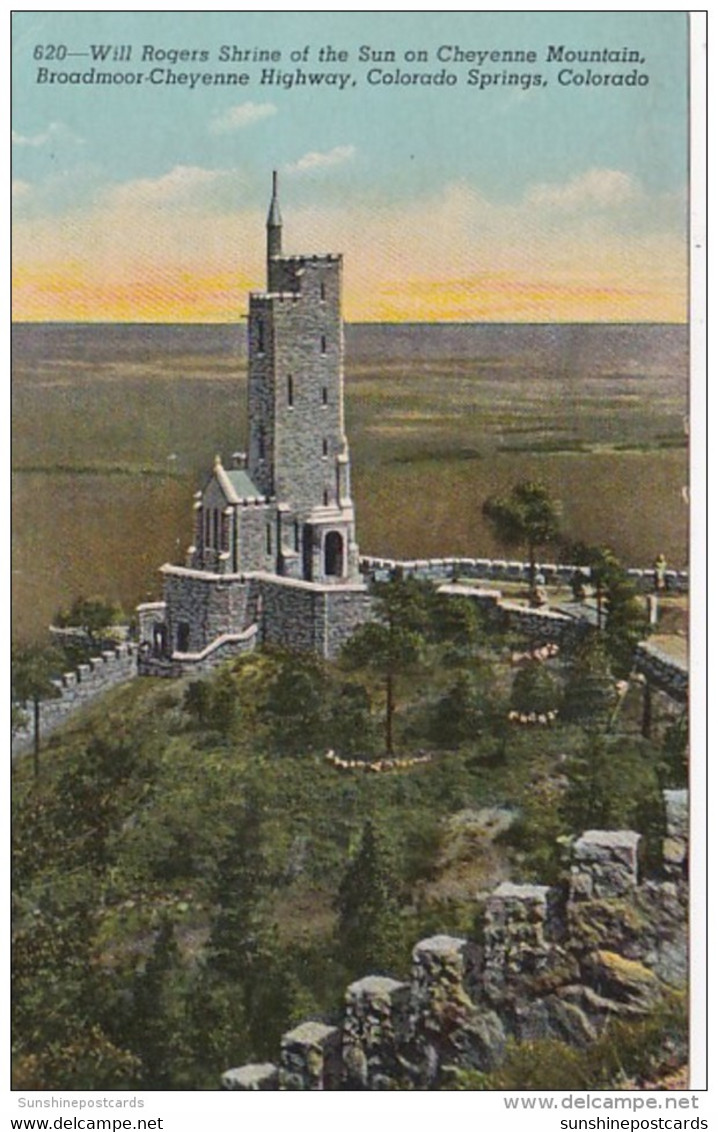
left=510, top=661, right=561, bottom=715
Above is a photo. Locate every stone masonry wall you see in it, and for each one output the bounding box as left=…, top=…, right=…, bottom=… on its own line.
left=257, top=574, right=370, bottom=659
left=12, top=642, right=139, bottom=758
left=634, top=641, right=689, bottom=703
left=223, top=794, right=689, bottom=1090
left=361, top=555, right=689, bottom=595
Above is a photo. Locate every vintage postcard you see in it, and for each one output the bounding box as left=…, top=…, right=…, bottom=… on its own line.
left=10, top=9, right=703, bottom=1116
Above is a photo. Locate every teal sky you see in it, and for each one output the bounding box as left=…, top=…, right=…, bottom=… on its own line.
left=12, top=11, right=690, bottom=322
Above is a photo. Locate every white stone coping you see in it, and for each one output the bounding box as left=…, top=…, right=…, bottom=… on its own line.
left=281, top=1020, right=338, bottom=1047
left=221, top=1064, right=277, bottom=1089
left=413, top=934, right=467, bottom=957
left=573, top=830, right=641, bottom=857
left=346, top=975, right=407, bottom=998
left=500, top=601, right=572, bottom=621
left=490, top=881, right=551, bottom=901
left=161, top=563, right=368, bottom=594
left=636, top=640, right=689, bottom=675
left=437, top=583, right=501, bottom=600
left=171, top=626, right=258, bottom=663
left=137, top=601, right=167, bottom=612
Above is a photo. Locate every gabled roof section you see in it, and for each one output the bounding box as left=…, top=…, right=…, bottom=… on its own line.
left=211, top=457, right=264, bottom=504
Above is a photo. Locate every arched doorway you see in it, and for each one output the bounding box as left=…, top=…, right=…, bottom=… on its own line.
left=153, top=623, right=168, bottom=657
left=324, top=530, right=343, bottom=577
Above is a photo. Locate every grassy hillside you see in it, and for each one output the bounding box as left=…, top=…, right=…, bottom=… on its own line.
left=12, top=584, right=685, bottom=1089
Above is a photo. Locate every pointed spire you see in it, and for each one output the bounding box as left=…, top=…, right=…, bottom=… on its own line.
left=266, top=170, right=282, bottom=286
left=267, top=169, right=282, bottom=229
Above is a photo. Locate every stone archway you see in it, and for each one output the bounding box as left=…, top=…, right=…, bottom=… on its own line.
left=324, top=530, right=344, bottom=577
left=153, top=623, right=168, bottom=657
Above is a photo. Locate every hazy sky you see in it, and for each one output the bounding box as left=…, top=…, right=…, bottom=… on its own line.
left=12, top=11, right=689, bottom=322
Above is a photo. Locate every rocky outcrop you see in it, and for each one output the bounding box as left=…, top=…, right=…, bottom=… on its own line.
left=223, top=794, right=689, bottom=1090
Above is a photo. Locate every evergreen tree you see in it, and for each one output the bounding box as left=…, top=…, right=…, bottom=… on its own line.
left=327, top=682, right=377, bottom=757
left=560, top=734, right=665, bottom=867
left=604, top=571, right=650, bottom=678
left=128, top=915, right=187, bottom=1089
left=55, top=595, right=123, bottom=647
left=12, top=643, right=63, bottom=777
left=565, top=544, right=649, bottom=674
left=482, top=481, right=561, bottom=590
left=428, top=672, right=488, bottom=748
left=204, top=794, right=298, bottom=1059
left=336, top=819, right=405, bottom=977
left=562, top=637, right=618, bottom=730
left=342, top=577, right=430, bottom=756
left=510, top=661, right=561, bottom=716
left=262, top=653, right=329, bottom=754
left=182, top=679, right=213, bottom=728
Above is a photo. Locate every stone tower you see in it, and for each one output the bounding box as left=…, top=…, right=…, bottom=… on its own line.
left=247, top=173, right=359, bottom=583
left=138, top=174, right=369, bottom=670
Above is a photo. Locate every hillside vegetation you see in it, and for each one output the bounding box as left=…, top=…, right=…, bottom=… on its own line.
left=11, top=581, right=686, bottom=1089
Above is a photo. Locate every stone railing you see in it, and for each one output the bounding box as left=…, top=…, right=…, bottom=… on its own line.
left=12, top=642, right=139, bottom=758
left=360, top=555, right=689, bottom=594
left=222, top=791, right=688, bottom=1090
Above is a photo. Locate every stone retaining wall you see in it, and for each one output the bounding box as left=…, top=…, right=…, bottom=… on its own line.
left=12, top=642, right=139, bottom=758
left=634, top=642, right=689, bottom=703
left=223, top=792, right=688, bottom=1090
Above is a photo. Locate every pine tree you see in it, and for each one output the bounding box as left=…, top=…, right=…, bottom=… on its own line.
left=482, top=481, right=561, bottom=590
left=342, top=577, right=429, bottom=756
left=203, top=794, right=298, bottom=1059
left=336, top=819, right=405, bottom=978
left=562, top=637, right=618, bottom=730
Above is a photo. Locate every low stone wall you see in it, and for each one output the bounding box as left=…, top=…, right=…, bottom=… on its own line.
left=361, top=555, right=689, bottom=595
left=12, top=642, right=139, bottom=758
left=634, top=641, right=689, bottom=704
left=223, top=792, right=688, bottom=1090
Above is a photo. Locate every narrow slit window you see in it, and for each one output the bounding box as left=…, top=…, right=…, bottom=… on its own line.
left=320, top=281, right=326, bottom=301
left=322, top=438, right=328, bottom=458
left=320, top=334, right=327, bottom=355
left=266, top=524, right=272, bottom=555
left=322, top=386, right=328, bottom=406
left=287, top=374, right=294, bottom=406
left=323, top=489, right=329, bottom=506
left=257, top=318, right=265, bottom=354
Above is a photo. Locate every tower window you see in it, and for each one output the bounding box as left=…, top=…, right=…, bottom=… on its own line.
left=320, top=281, right=326, bottom=301
left=323, top=489, right=329, bottom=506
left=266, top=524, right=272, bottom=555
left=322, top=438, right=328, bottom=458
left=257, top=318, right=265, bottom=354
left=320, top=334, right=327, bottom=355
left=287, top=374, right=294, bottom=407
left=258, top=425, right=266, bottom=461
left=213, top=509, right=219, bottom=549
left=294, top=521, right=300, bottom=552
left=322, top=386, right=328, bottom=406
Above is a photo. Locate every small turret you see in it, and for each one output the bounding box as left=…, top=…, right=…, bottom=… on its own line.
left=266, top=170, right=282, bottom=280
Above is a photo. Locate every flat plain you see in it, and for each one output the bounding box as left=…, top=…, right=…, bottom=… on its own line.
left=12, top=321, right=689, bottom=641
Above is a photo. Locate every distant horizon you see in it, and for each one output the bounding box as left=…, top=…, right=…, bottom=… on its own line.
left=11, top=317, right=688, bottom=327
